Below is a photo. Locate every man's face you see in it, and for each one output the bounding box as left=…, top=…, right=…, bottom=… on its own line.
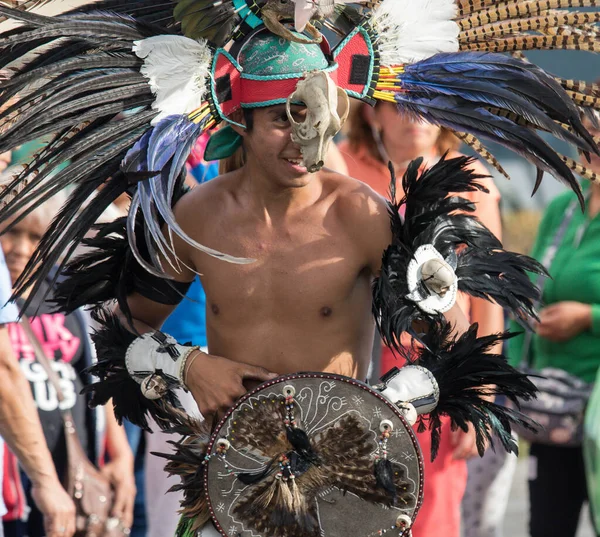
left=242, top=104, right=314, bottom=187
left=0, top=213, right=46, bottom=285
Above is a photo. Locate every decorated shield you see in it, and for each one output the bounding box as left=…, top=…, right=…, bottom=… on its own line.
left=203, top=373, right=424, bottom=537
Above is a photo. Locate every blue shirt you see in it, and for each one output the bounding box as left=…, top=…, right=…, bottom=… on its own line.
left=0, top=249, right=18, bottom=516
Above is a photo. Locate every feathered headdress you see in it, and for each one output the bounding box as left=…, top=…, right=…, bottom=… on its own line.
left=0, top=0, right=598, bottom=310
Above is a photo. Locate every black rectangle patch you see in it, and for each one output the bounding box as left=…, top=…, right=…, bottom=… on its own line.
left=216, top=74, right=232, bottom=104
left=349, top=54, right=371, bottom=86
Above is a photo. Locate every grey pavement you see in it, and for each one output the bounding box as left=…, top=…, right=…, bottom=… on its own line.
left=503, top=459, right=594, bottom=537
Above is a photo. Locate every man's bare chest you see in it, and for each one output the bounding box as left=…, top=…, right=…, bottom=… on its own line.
left=195, top=225, right=368, bottom=319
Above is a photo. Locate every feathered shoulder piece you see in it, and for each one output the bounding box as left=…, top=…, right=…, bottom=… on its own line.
left=372, top=155, right=546, bottom=355
left=412, top=321, right=537, bottom=460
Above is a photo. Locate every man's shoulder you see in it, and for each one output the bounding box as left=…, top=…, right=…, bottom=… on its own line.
left=175, top=172, right=237, bottom=215
left=324, top=170, right=389, bottom=224
left=322, top=170, right=392, bottom=261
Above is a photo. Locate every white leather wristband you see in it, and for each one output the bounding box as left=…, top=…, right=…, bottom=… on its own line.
left=376, top=365, right=440, bottom=425
left=125, top=331, right=199, bottom=398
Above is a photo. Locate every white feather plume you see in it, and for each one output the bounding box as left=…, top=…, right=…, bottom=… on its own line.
left=133, top=35, right=212, bottom=124
left=370, top=0, right=459, bottom=66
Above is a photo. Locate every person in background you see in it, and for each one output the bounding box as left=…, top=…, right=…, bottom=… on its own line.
left=0, top=249, right=75, bottom=537
left=0, top=194, right=135, bottom=537
left=509, top=117, right=600, bottom=537
left=339, top=102, right=506, bottom=537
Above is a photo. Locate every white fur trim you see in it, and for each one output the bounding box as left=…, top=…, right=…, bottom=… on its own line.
left=133, top=35, right=212, bottom=124
left=369, top=0, right=459, bottom=66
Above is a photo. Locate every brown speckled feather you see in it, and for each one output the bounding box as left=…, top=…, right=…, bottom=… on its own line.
left=230, top=396, right=292, bottom=458
left=315, top=415, right=416, bottom=508
left=233, top=413, right=415, bottom=537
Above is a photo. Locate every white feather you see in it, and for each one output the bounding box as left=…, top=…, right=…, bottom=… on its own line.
left=133, top=35, right=212, bottom=124
left=369, top=0, right=459, bottom=66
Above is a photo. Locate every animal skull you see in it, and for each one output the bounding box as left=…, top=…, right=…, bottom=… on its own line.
left=286, top=70, right=350, bottom=173
left=261, top=0, right=341, bottom=43
left=420, top=258, right=456, bottom=297
left=141, top=374, right=168, bottom=400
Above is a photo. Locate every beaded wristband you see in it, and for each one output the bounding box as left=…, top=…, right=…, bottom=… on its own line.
left=181, top=349, right=203, bottom=390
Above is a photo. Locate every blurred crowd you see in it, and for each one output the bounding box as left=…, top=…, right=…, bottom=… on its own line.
left=0, top=97, right=599, bottom=537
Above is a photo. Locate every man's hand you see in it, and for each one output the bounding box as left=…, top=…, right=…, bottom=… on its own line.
left=185, top=351, right=277, bottom=416
left=450, top=424, right=483, bottom=460
left=30, top=477, right=76, bottom=537
left=536, top=301, right=591, bottom=342
left=101, top=454, right=136, bottom=529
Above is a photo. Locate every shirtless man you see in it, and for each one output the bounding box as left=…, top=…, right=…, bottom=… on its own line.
left=124, top=100, right=469, bottom=418
left=0, top=21, right=539, bottom=537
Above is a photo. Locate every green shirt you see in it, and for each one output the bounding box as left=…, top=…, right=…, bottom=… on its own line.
left=508, top=188, right=600, bottom=383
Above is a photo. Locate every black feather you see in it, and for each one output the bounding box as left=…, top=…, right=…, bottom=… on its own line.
left=374, top=458, right=396, bottom=503
left=237, top=460, right=277, bottom=485
left=64, top=1, right=177, bottom=29
left=52, top=173, right=189, bottom=320
left=416, top=323, right=538, bottom=460
left=372, top=155, right=545, bottom=356
left=51, top=217, right=136, bottom=318
left=285, top=426, right=320, bottom=466
left=0, top=5, right=197, bottom=313
left=85, top=308, right=183, bottom=431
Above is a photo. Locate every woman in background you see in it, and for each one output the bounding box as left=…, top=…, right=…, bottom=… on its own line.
left=339, top=102, right=509, bottom=537
left=0, top=194, right=136, bottom=537
left=509, top=117, right=600, bottom=537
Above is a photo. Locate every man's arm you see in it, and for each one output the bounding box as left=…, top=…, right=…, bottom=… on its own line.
left=119, top=189, right=276, bottom=418
left=355, top=181, right=471, bottom=339
left=0, top=325, right=76, bottom=537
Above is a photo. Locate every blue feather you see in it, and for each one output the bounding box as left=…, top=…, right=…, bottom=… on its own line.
left=124, top=113, right=253, bottom=269
left=394, top=94, right=576, bottom=189
left=121, top=129, right=151, bottom=174
left=147, top=114, right=200, bottom=171
left=394, top=51, right=597, bottom=205
left=401, top=52, right=594, bottom=147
